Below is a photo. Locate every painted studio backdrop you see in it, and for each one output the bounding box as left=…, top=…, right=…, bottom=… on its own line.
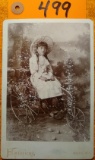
left=7, top=22, right=90, bottom=141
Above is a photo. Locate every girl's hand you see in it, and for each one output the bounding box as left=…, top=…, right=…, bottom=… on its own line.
left=40, top=76, right=47, bottom=81
left=50, top=76, right=55, bottom=81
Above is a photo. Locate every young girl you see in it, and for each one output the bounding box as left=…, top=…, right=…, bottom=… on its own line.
left=29, top=36, right=62, bottom=100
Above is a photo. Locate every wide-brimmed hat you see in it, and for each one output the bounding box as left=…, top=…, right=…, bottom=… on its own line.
left=30, top=36, right=54, bottom=54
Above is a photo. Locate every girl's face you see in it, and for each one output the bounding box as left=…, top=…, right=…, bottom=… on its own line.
left=37, top=45, right=46, bottom=56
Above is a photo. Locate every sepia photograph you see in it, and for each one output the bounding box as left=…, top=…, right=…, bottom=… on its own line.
left=6, top=21, right=91, bottom=142
left=1, top=19, right=94, bottom=159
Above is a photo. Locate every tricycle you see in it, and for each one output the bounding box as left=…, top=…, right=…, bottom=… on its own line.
left=8, top=74, right=85, bottom=131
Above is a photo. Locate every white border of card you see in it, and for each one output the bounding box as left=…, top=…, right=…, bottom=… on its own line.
left=1, top=19, right=94, bottom=159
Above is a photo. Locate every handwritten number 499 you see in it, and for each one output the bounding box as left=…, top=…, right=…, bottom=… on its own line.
left=38, top=0, right=71, bottom=17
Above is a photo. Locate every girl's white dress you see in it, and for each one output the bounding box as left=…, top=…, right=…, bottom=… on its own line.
left=29, top=54, right=62, bottom=99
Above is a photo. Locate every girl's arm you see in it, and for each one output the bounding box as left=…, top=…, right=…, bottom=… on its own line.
left=29, top=57, right=38, bottom=75
left=29, top=57, right=46, bottom=79
left=46, top=65, right=54, bottom=79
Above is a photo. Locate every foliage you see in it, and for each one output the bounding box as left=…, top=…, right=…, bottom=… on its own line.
left=7, top=24, right=90, bottom=109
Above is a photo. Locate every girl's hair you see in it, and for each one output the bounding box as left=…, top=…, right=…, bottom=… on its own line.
left=36, top=41, right=49, bottom=60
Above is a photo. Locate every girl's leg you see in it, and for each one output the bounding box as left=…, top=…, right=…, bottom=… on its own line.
left=40, top=99, right=50, bottom=113
left=51, top=96, right=63, bottom=109
left=47, top=98, right=52, bottom=108
left=57, top=95, right=63, bottom=100
left=47, top=96, right=62, bottom=109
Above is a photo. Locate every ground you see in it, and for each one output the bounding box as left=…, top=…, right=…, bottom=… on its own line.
left=7, top=108, right=90, bottom=142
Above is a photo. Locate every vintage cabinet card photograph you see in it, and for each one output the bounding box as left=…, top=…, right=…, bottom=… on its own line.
left=1, top=19, right=94, bottom=159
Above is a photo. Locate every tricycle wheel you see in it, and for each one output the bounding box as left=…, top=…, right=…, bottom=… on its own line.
left=66, top=107, right=85, bottom=131
left=10, top=95, right=40, bottom=124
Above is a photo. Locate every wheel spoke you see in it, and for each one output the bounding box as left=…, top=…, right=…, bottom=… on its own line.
left=79, top=123, right=84, bottom=127
left=78, top=114, right=84, bottom=118
left=26, top=106, right=35, bottom=120
left=27, top=105, right=38, bottom=116
left=78, top=119, right=85, bottom=122
left=75, top=109, right=80, bottom=118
